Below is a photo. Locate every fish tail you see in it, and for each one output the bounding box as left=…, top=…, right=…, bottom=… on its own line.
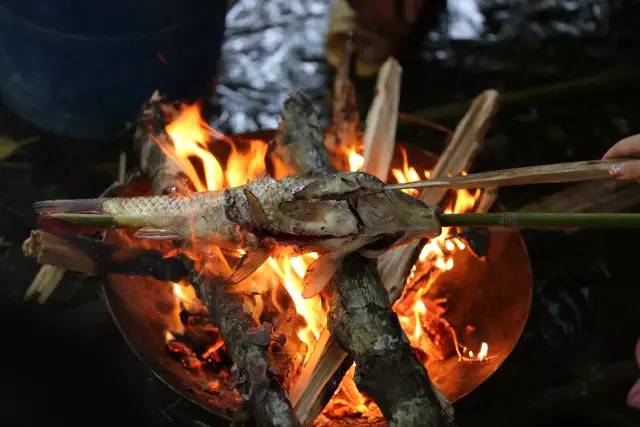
left=34, top=198, right=104, bottom=214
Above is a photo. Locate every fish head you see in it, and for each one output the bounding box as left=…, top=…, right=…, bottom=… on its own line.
left=354, top=190, right=441, bottom=249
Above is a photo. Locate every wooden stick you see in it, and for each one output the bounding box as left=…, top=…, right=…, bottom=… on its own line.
left=24, top=265, right=66, bottom=304
left=361, top=57, right=402, bottom=180
left=379, top=89, right=500, bottom=304
left=289, top=329, right=350, bottom=423
left=384, top=159, right=626, bottom=191
left=23, top=230, right=191, bottom=281
left=24, top=179, right=124, bottom=303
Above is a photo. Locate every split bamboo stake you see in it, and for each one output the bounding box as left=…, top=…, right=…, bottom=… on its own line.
left=384, top=159, right=628, bottom=191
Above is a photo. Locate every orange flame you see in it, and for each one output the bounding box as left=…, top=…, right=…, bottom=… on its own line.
left=162, top=104, right=326, bottom=369
left=321, top=141, right=489, bottom=421
left=160, top=104, right=491, bottom=423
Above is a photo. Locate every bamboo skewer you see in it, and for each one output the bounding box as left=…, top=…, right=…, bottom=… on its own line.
left=438, top=212, right=640, bottom=229
left=384, top=159, right=629, bottom=191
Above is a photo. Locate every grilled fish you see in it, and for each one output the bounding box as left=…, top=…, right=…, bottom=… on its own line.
left=35, top=172, right=440, bottom=295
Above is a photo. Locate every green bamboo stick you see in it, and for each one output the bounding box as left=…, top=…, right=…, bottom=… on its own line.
left=439, top=212, right=640, bottom=229
left=50, top=213, right=116, bottom=227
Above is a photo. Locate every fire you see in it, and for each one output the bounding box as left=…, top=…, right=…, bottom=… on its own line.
left=164, top=104, right=267, bottom=191
left=266, top=253, right=326, bottom=363
left=158, top=103, right=492, bottom=423
left=161, top=103, right=325, bottom=368
left=391, top=147, right=430, bottom=196
left=322, top=141, right=489, bottom=421
left=165, top=104, right=225, bottom=191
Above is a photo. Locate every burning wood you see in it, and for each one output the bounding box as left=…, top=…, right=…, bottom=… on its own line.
left=22, top=229, right=191, bottom=281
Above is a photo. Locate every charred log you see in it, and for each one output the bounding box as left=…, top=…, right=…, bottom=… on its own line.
left=23, top=230, right=191, bottom=282
left=191, top=272, right=299, bottom=427
left=267, top=91, right=335, bottom=177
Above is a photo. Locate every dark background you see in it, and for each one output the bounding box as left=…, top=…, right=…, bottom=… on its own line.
left=1, top=1, right=640, bottom=426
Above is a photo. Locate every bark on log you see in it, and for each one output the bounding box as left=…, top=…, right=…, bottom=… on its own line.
left=136, top=95, right=298, bottom=427
left=267, top=91, right=335, bottom=178
left=191, top=272, right=298, bottom=427
left=328, top=254, right=449, bottom=427
left=135, top=93, right=195, bottom=194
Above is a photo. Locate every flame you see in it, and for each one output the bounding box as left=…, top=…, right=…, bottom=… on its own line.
left=161, top=104, right=325, bottom=371
left=164, top=104, right=267, bottom=191
left=390, top=147, right=430, bottom=196
left=348, top=150, right=364, bottom=171
left=172, top=281, right=205, bottom=313
left=165, top=104, right=225, bottom=191
left=322, top=140, right=488, bottom=421
left=159, top=104, right=491, bottom=422
left=266, top=253, right=325, bottom=363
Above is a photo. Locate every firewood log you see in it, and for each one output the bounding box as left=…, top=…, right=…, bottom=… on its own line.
left=190, top=272, right=298, bottom=427
left=23, top=230, right=191, bottom=282
left=135, top=92, right=195, bottom=195
left=328, top=255, right=451, bottom=427
left=379, top=89, right=500, bottom=304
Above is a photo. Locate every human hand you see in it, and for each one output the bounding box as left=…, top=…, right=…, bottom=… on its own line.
left=603, top=133, right=640, bottom=180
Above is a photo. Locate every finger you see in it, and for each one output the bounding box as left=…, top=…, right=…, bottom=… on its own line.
left=603, top=133, right=640, bottom=159
left=609, top=159, right=640, bottom=180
